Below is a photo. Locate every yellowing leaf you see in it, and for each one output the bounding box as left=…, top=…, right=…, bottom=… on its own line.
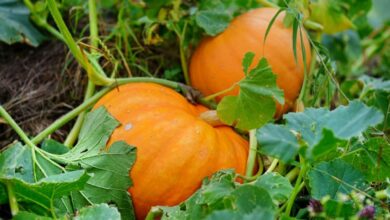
left=309, top=0, right=355, bottom=34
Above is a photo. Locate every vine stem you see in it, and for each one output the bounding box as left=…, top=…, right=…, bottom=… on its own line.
left=24, top=0, right=64, bottom=41
left=31, top=78, right=184, bottom=144
left=265, top=159, right=279, bottom=173
left=0, top=106, right=37, bottom=150
left=285, top=156, right=307, bottom=215
left=178, top=21, right=190, bottom=85
left=63, top=0, right=99, bottom=147
left=204, top=83, right=237, bottom=101
left=0, top=106, right=66, bottom=173
left=245, top=130, right=257, bottom=178
left=285, top=167, right=300, bottom=182
left=5, top=181, right=19, bottom=216
left=46, top=0, right=86, bottom=69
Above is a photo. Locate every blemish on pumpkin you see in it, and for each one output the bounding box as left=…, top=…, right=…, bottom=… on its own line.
left=124, top=123, right=133, bottom=131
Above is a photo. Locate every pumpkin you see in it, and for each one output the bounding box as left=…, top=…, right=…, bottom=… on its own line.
left=190, top=8, right=311, bottom=117
left=94, top=83, right=248, bottom=219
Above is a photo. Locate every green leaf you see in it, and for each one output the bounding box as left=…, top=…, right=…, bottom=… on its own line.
left=195, top=10, right=231, bottom=36
left=0, top=142, right=34, bottom=183
left=69, top=142, right=136, bottom=219
left=58, top=108, right=136, bottom=220
left=13, top=211, right=52, bottom=220
left=60, top=107, right=120, bottom=161
left=205, top=208, right=274, bottom=220
left=5, top=170, right=89, bottom=213
left=0, top=0, right=45, bottom=46
left=217, top=57, right=284, bottom=130
left=343, top=138, right=390, bottom=182
left=323, top=199, right=357, bottom=218
left=154, top=169, right=275, bottom=219
left=231, top=185, right=275, bottom=214
left=0, top=183, right=7, bottom=204
left=307, top=159, right=366, bottom=199
left=309, top=129, right=344, bottom=161
left=74, top=204, right=121, bottom=220
left=41, top=139, right=69, bottom=155
left=254, top=172, right=293, bottom=204
left=360, top=76, right=390, bottom=92
left=323, top=101, right=384, bottom=139
left=285, top=101, right=383, bottom=160
left=242, top=52, right=255, bottom=76
left=257, top=124, right=299, bottom=163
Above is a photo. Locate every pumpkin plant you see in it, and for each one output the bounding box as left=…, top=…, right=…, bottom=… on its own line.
left=94, top=83, right=249, bottom=219
left=190, top=7, right=311, bottom=117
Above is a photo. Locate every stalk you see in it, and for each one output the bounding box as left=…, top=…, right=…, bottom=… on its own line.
left=24, top=0, right=64, bottom=41
left=46, top=0, right=86, bottom=69
left=63, top=0, right=99, bottom=147
left=204, top=83, right=237, bottom=101
left=265, top=159, right=279, bottom=173
left=285, top=157, right=307, bottom=215
left=245, top=130, right=258, bottom=178
left=5, top=181, right=19, bottom=216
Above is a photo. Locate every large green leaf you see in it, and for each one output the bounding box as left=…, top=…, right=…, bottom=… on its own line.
left=7, top=170, right=89, bottom=212
left=307, top=159, right=366, bottom=199
left=217, top=55, right=284, bottom=130
left=343, top=138, right=390, bottom=182
left=254, top=172, right=293, bottom=205
left=56, top=107, right=136, bottom=220
left=152, top=170, right=275, bottom=219
left=74, top=204, right=121, bottom=220
left=284, top=101, right=383, bottom=160
left=0, top=0, right=45, bottom=46
left=257, top=124, right=300, bottom=163
left=0, top=142, right=34, bottom=183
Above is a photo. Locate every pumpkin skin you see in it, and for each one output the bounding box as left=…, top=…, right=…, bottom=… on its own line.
left=94, top=83, right=248, bottom=219
left=190, top=8, right=311, bottom=117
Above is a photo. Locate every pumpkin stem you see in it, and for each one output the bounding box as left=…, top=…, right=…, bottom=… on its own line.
left=294, top=100, right=305, bottom=112
left=199, top=110, right=225, bottom=127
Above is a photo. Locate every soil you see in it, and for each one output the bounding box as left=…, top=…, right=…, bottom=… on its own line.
left=0, top=41, right=86, bottom=148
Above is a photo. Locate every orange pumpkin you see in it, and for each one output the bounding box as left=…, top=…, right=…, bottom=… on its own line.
left=94, top=83, right=248, bottom=219
left=190, top=8, right=311, bottom=117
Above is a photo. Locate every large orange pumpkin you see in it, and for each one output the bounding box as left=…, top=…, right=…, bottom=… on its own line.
left=190, top=8, right=311, bottom=117
left=94, top=83, right=248, bottom=219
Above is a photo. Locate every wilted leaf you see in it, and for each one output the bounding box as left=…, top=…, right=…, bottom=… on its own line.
left=309, top=0, right=355, bottom=34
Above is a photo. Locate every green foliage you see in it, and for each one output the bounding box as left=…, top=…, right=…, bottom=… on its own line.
left=0, top=0, right=45, bottom=46
left=307, top=159, right=366, bottom=199
left=74, top=204, right=121, bottom=220
left=257, top=101, right=383, bottom=162
left=343, top=138, right=390, bottom=182
left=217, top=54, right=284, bottom=130
left=254, top=172, right=293, bottom=204
left=150, top=170, right=276, bottom=219
left=0, top=108, right=136, bottom=219
left=2, top=0, right=390, bottom=219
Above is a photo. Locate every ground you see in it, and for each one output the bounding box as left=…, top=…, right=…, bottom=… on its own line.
left=0, top=41, right=85, bottom=148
